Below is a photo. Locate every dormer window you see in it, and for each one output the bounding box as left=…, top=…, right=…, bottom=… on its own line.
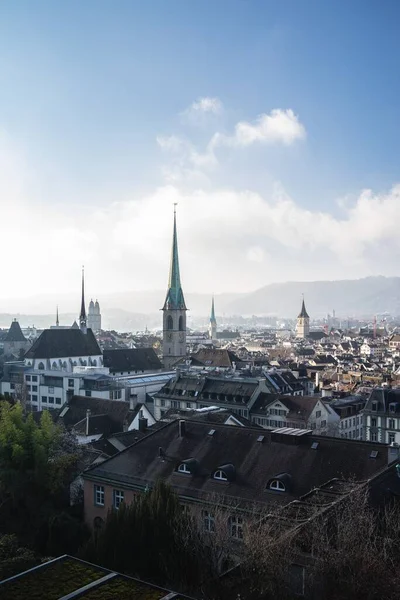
left=214, top=469, right=228, bottom=481
left=177, top=463, right=191, bottom=474
left=372, top=402, right=378, bottom=411
left=213, top=463, right=236, bottom=482
left=269, top=480, right=286, bottom=492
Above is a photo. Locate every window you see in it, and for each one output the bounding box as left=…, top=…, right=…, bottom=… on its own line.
left=68, top=379, right=74, bottom=388
left=32, top=385, right=37, bottom=392
left=113, top=489, right=124, bottom=509
left=55, top=398, right=62, bottom=405
left=372, top=402, right=378, bottom=411
left=214, top=470, right=228, bottom=481
left=160, top=399, right=165, bottom=407
left=177, top=463, right=191, bottom=474
left=10, top=383, right=15, bottom=390
left=31, top=395, right=37, bottom=402
left=27, top=385, right=31, bottom=391
left=320, top=420, right=326, bottom=428
left=42, top=396, right=47, bottom=403
left=38, top=362, right=45, bottom=370
left=48, top=387, right=54, bottom=393
left=26, top=375, right=31, bottom=381
left=229, top=515, right=244, bottom=539
left=203, top=510, right=215, bottom=532
left=371, top=432, right=377, bottom=442
left=94, top=485, right=105, bottom=506
left=178, top=315, right=184, bottom=331
left=269, top=480, right=286, bottom=492
left=49, top=397, right=54, bottom=404
left=167, top=315, right=173, bottom=330
left=171, top=400, right=180, bottom=408
left=389, top=419, right=396, bottom=430
left=186, top=402, right=192, bottom=409
left=85, top=391, right=92, bottom=397
left=32, top=376, right=37, bottom=382
left=371, top=418, right=377, bottom=427
left=389, top=433, right=396, bottom=444
left=316, top=410, right=321, bottom=418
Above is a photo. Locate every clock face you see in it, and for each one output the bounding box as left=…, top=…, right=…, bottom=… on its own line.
left=167, top=332, right=172, bottom=341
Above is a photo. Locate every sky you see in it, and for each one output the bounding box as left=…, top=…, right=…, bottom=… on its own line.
left=1, top=0, right=400, bottom=307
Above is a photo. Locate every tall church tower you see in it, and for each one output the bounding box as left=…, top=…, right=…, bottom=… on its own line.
left=209, top=296, right=217, bottom=341
left=296, top=295, right=310, bottom=339
left=162, top=206, right=187, bottom=370
left=79, top=267, right=87, bottom=333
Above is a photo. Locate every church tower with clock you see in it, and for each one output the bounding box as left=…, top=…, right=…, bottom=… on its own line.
left=162, top=206, right=187, bottom=370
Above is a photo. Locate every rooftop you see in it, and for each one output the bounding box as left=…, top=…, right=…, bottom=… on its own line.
left=0, top=555, right=190, bottom=600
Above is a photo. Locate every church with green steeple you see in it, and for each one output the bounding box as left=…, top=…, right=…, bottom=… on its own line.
left=162, top=206, right=187, bottom=369
left=209, top=296, right=217, bottom=342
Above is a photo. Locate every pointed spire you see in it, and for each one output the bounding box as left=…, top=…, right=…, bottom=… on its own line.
left=210, top=295, right=216, bottom=323
left=162, top=204, right=187, bottom=310
left=79, top=266, right=87, bottom=330
left=56, top=305, right=59, bottom=327
left=298, top=294, right=309, bottom=319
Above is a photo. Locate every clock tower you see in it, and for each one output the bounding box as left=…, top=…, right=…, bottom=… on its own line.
left=162, top=206, right=187, bottom=370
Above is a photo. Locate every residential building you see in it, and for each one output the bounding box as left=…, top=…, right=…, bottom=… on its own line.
left=103, top=348, right=162, bottom=376
left=162, top=207, right=187, bottom=370
left=83, top=419, right=393, bottom=530
left=330, top=395, right=367, bottom=440
left=362, top=387, right=400, bottom=444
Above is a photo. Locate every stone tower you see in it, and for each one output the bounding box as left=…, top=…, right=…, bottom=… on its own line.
left=88, top=299, right=102, bottom=333
left=162, top=206, right=187, bottom=370
left=209, top=296, right=217, bottom=341
left=296, top=296, right=310, bottom=339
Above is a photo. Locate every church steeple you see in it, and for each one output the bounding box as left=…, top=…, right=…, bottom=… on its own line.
left=163, top=204, right=186, bottom=311
left=209, top=296, right=217, bottom=341
left=162, top=205, right=187, bottom=370
left=296, top=294, right=310, bottom=339
left=79, top=266, right=87, bottom=333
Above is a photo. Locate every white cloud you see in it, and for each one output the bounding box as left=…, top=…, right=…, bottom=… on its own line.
left=212, top=109, right=306, bottom=148
left=2, top=127, right=400, bottom=313
left=183, top=97, right=223, bottom=121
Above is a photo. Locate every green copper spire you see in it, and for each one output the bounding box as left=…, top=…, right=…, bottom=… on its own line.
left=163, top=205, right=187, bottom=310
left=210, top=296, right=216, bottom=323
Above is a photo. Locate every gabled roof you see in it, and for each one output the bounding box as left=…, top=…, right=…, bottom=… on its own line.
left=24, top=328, right=101, bottom=359
left=191, top=348, right=240, bottom=368
left=59, top=395, right=134, bottom=430
left=84, top=420, right=389, bottom=506
left=103, top=348, right=162, bottom=372
left=5, top=320, right=26, bottom=342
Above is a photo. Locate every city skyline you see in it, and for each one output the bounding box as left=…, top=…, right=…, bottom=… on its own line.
left=1, top=1, right=400, bottom=301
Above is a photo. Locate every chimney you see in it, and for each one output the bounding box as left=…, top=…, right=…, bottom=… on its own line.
left=86, top=409, right=91, bottom=436
left=138, top=416, right=148, bottom=433
left=129, top=396, right=135, bottom=410
left=178, top=419, right=186, bottom=438
left=388, top=442, right=400, bottom=465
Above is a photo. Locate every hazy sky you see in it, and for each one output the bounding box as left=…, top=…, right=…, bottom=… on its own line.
left=1, top=0, right=400, bottom=303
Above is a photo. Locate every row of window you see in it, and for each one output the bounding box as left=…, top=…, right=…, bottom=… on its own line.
left=94, top=485, right=124, bottom=509
left=203, top=511, right=244, bottom=538
left=370, top=417, right=398, bottom=429
left=25, top=375, right=38, bottom=382
left=341, top=416, right=362, bottom=429
left=341, top=429, right=362, bottom=439
left=32, top=396, right=63, bottom=406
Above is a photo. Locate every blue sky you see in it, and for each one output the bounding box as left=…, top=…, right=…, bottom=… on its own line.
left=0, top=1, right=400, bottom=307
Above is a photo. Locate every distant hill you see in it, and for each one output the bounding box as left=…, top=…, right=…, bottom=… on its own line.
left=225, top=276, right=400, bottom=318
